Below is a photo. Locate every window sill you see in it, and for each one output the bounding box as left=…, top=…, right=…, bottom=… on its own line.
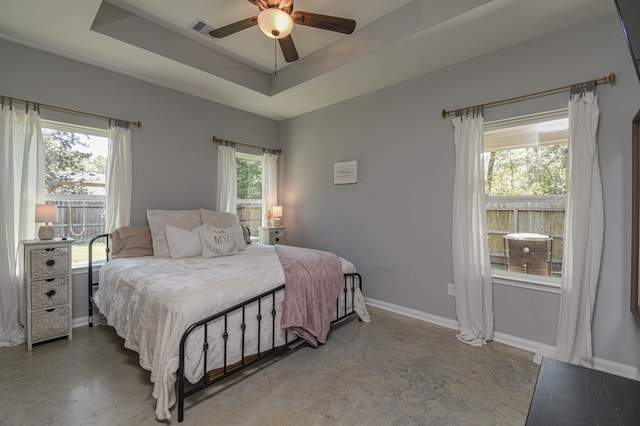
left=492, top=271, right=561, bottom=294
left=72, top=261, right=106, bottom=275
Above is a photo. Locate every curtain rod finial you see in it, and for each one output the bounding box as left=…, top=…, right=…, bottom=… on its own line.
left=607, top=72, right=616, bottom=82
left=441, top=109, right=448, bottom=119
left=135, top=121, right=142, bottom=128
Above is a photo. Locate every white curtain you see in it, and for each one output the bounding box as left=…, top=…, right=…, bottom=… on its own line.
left=105, top=121, right=132, bottom=234
left=0, top=106, right=43, bottom=347
left=451, top=111, right=494, bottom=346
left=556, top=84, right=603, bottom=366
left=261, top=151, right=278, bottom=227
left=217, top=142, right=237, bottom=213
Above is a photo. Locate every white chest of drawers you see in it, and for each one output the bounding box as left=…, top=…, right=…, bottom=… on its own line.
left=22, top=239, right=74, bottom=350
left=259, top=227, right=286, bottom=245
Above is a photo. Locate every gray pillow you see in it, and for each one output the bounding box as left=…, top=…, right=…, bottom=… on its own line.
left=147, top=210, right=202, bottom=258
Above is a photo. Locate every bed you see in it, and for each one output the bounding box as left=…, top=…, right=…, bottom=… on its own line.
left=87, top=209, right=369, bottom=422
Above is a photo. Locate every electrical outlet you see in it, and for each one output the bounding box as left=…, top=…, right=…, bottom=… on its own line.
left=447, top=283, right=455, bottom=297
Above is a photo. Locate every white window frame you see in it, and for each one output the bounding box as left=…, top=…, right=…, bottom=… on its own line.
left=235, top=152, right=264, bottom=206
left=235, top=152, right=264, bottom=240
left=41, top=120, right=109, bottom=269
left=484, top=109, right=568, bottom=291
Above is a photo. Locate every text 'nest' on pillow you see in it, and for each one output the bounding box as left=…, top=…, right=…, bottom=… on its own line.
left=200, top=225, right=241, bottom=258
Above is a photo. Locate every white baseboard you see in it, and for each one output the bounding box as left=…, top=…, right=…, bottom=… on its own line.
left=492, top=331, right=556, bottom=364
left=364, top=297, right=458, bottom=330
left=365, top=297, right=640, bottom=380
left=592, top=356, right=640, bottom=380
left=72, top=316, right=89, bottom=329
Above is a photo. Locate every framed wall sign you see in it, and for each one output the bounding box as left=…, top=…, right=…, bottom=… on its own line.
left=334, top=160, right=358, bottom=184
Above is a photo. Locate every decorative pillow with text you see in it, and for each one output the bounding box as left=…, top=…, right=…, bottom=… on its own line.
left=200, top=226, right=239, bottom=258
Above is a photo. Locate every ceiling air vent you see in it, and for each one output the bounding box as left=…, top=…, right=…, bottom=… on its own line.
left=190, top=19, right=216, bottom=37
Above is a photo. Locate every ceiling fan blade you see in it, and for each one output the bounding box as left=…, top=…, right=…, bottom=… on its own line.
left=247, top=0, right=292, bottom=12
left=291, top=11, right=356, bottom=34
left=247, top=0, right=268, bottom=11
left=278, top=35, right=299, bottom=62
left=209, top=17, right=258, bottom=38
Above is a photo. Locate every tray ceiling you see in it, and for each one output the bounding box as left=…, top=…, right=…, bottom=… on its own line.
left=0, top=0, right=615, bottom=120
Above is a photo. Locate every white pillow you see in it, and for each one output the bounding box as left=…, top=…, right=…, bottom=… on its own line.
left=165, top=225, right=202, bottom=259
left=199, top=226, right=239, bottom=258
left=229, top=223, right=247, bottom=251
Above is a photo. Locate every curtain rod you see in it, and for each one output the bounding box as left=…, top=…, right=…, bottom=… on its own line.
left=441, top=73, right=616, bottom=119
left=212, top=136, right=282, bottom=154
left=1, top=95, right=142, bottom=128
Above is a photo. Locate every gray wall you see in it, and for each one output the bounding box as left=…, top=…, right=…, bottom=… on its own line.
left=3, top=13, right=640, bottom=370
left=280, top=14, right=640, bottom=367
left=0, top=38, right=280, bottom=320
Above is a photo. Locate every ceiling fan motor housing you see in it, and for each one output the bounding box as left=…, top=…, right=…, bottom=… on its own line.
left=257, top=7, right=294, bottom=39
left=210, top=0, right=356, bottom=62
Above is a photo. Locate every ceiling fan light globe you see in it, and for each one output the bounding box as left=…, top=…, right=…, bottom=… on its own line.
left=257, top=8, right=293, bottom=39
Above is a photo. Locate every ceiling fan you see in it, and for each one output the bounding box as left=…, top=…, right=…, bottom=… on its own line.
left=209, top=0, right=356, bottom=63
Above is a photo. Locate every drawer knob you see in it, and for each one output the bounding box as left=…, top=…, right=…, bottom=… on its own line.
left=46, top=289, right=56, bottom=298
left=46, top=259, right=55, bottom=267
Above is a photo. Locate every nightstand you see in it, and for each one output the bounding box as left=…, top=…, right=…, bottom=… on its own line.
left=259, top=226, right=286, bottom=245
left=22, top=238, right=74, bottom=350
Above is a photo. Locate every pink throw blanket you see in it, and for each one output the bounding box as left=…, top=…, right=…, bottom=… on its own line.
left=275, top=245, right=343, bottom=347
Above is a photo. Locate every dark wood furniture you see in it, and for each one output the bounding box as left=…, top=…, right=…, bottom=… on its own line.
left=526, top=357, right=640, bottom=425
left=631, top=108, right=640, bottom=328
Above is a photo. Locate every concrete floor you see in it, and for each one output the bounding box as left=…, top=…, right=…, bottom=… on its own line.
left=0, top=307, right=539, bottom=425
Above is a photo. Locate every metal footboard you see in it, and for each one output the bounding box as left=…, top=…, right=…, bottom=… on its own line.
left=86, top=236, right=362, bottom=423
left=177, top=272, right=362, bottom=422
left=88, top=233, right=110, bottom=327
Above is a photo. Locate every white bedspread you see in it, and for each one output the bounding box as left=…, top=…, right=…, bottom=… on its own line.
left=94, top=244, right=369, bottom=420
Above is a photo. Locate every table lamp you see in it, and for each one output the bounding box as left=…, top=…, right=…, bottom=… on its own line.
left=35, top=204, right=57, bottom=240
left=272, top=205, right=282, bottom=227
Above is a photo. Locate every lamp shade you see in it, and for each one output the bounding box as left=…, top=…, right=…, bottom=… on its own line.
left=35, top=204, right=57, bottom=240
left=272, top=205, right=283, bottom=218
left=257, top=8, right=294, bottom=39
left=35, top=204, right=57, bottom=224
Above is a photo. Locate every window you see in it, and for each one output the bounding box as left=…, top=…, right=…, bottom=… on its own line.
left=484, top=113, right=568, bottom=280
left=235, top=153, right=263, bottom=241
left=42, top=121, right=108, bottom=266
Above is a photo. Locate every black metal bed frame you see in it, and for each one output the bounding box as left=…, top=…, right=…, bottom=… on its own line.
left=87, top=233, right=363, bottom=422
